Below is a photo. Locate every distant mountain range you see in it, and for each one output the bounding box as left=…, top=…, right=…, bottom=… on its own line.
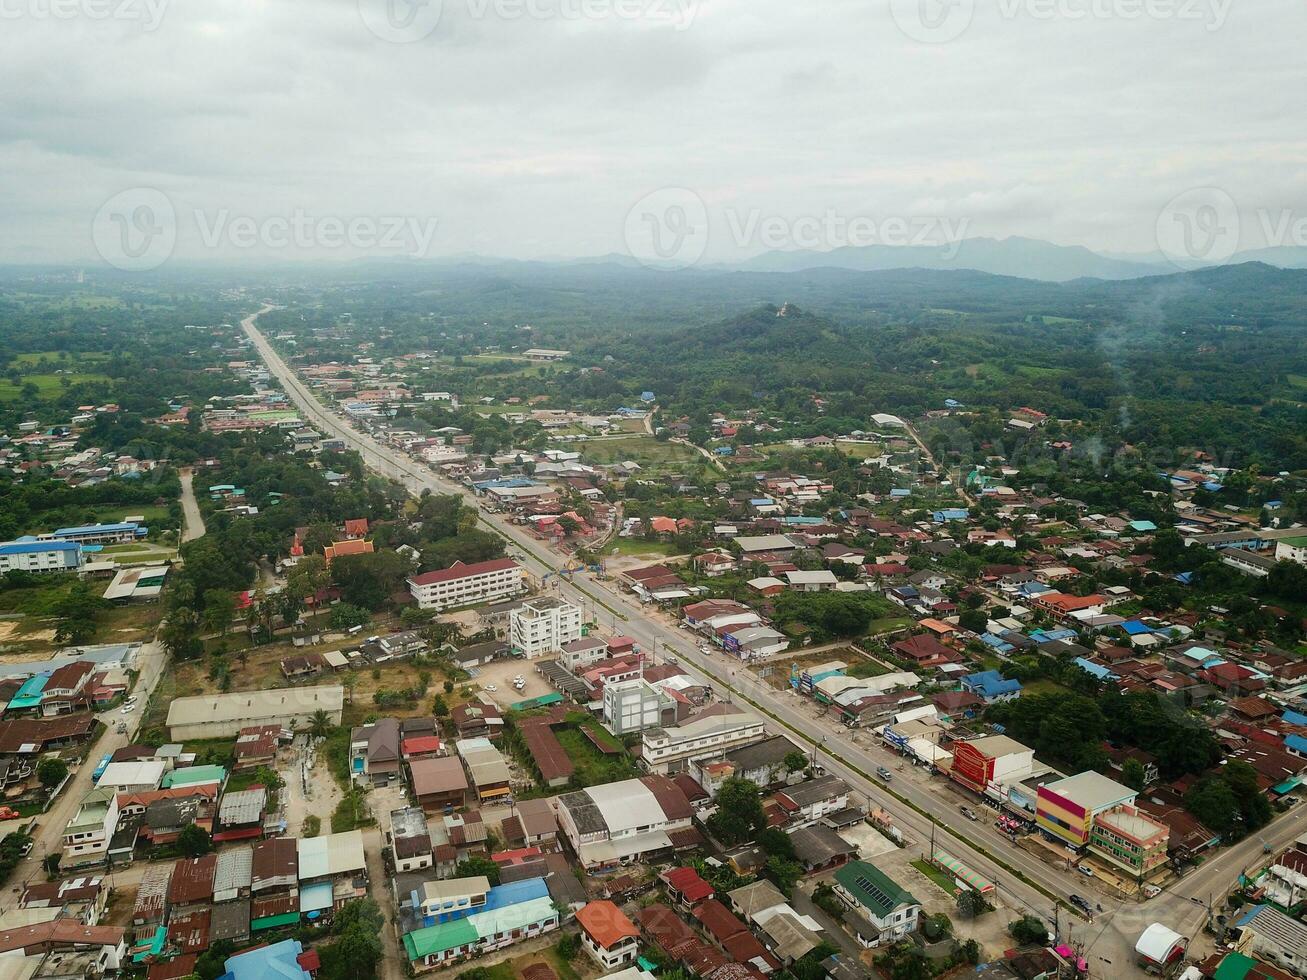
left=728, top=236, right=1307, bottom=282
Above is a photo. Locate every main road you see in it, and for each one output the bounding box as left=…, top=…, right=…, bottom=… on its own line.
left=242, top=305, right=1274, bottom=975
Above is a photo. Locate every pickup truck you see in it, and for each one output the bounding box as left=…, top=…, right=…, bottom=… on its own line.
left=876, top=767, right=893, bottom=781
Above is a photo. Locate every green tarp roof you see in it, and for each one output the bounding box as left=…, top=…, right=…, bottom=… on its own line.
left=932, top=849, right=995, bottom=893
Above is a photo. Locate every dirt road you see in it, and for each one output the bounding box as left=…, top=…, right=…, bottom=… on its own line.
left=179, top=468, right=207, bottom=542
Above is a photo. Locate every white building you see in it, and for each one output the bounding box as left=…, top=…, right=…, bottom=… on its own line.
left=95, top=761, right=166, bottom=794
left=62, top=787, right=120, bottom=866
left=1274, top=536, right=1307, bottom=567
left=833, top=860, right=922, bottom=948
left=0, top=539, right=83, bottom=574
left=509, top=597, right=582, bottom=659
left=641, top=704, right=768, bottom=775
left=603, top=678, right=671, bottom=735
left=407, top=559, right=525, bottom=611
left=555, top=775, right=694, bottom=870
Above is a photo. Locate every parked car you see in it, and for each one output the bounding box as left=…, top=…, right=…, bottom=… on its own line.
left=1077, top=864, right=1094, bottom=877
left=484, top=685, right=497, bottom=693
left=959, top=806, right=978, bottom=821
left=120, top=704, right=134, bottom=714
left=1069, top=895, right=1092, bottom=913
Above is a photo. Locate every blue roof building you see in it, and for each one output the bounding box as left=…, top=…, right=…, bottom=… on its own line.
left=959, top=670, right=1022, bottom=703
left=1284, top=734, right=1307, bottom=757
left=933, top=509, right=970, bottom=523
left=0, top=539, right=83, bottom=573
left=1282, top=710, right=1307, bottom=727
left=1121, top=620, right=1153, bottom=636
left=979, top=633, right=1015, bottom=655
left=890, top=489, right=911, bottom=498
left=218, top=939, right=314, bottom=980
left=1129, top=520, right=1158, bottom=533
left=1074, top=658, right=1118, bottom=681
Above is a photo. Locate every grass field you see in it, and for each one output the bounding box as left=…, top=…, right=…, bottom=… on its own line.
left=21, top=503, right=175, bottom=537
left=868, top=615, right=916, bottom=636
left=579, top=435, right=702, bottom=468
left=607, top=536, right=681, bottom=558
left=0, top=372, right=113, bottom=400
left=1021, top=678, right=1072, bottom=697
left=555, top=725, right=639, bottom=787
left=911, top=858, right=960, bottom=896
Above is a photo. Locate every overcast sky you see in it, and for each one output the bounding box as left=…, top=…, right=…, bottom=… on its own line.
left=2, top=0, right=1303, bottom=268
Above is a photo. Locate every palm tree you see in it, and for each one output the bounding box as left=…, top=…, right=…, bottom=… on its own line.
left=308, top=709, right=332, bottom=738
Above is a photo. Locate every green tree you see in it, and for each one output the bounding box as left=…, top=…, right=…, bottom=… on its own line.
left=455, top=855, right=501, bottom=885
left=706, top=777, right=765, bottom=846
left=1121, top=758, right=1147, bottom=792
left=178, top=824, right=213, bottom=858
left=36, top=758, right=68, bottom=791
left=783, top=750, right=809, bottom=774
left=1008, top=914, right=1049, bottom=946
left=308, top=709, right=333, bottom=738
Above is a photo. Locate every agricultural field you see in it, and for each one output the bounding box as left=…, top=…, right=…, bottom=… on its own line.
left=578, top=435, right=704, bottom=470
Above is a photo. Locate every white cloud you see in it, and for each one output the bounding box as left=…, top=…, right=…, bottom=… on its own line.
left=0, top=0, right=1303, bottom=264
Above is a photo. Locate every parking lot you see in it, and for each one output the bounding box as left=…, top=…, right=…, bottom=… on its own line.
left=472, top=657, right=558, bottom=709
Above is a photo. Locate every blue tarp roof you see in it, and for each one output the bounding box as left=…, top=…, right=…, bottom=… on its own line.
left=1121, top=620, right=1153, bottom=635
left=481, top=876, right=549, bottom=912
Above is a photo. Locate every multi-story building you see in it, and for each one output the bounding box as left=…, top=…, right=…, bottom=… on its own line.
left=1088, top=805, right=1169, bottom=881
left=0, top=539, right=83, bottom=574
left=62, top=786, right=120, bottom=866
left=390, top=807, right=434, bottom=874
left=603, top=678, right=673, bottom=735
left=41, top=522, right=143, bottom=545
left=1036, top=770, right=1137, bottom=848
left=576, top=900, right=640, bottom=970
left=833, top=860, right=922, bottom=948
left=414, top=876, right=491, bottom=925
left=555, top=775, right=694, bottom=871
left=948, top=735, right=1036, bottom=801
left=407, top=559, right=525, bottom=611
left=509, top=597, right=582, bottom=659
left=1275, top=535, right=1307, bottom=566
left=640, top=704, right=768, bottom=776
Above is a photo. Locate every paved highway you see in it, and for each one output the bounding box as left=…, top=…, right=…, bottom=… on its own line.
left=242, top=305, right=1298, bottom=975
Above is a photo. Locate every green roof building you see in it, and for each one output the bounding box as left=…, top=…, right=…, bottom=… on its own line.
left=832, top=860, right=922, bottom=949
